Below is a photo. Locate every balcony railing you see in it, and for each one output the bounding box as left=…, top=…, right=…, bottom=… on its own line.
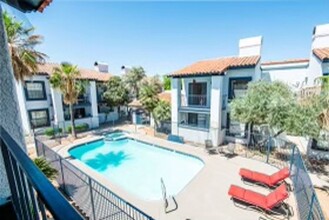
left=0, top=125, right=83, bottom=220
left=181, top=94, right=208, bottom=108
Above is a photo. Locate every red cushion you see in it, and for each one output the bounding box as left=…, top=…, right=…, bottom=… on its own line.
left=266, top=184, right=289, bottom=209
left=239, top=168, right=272, bottom=186
left=269, top=167, right=290, bottom=186
left=228, top=185, right=267, bottom=210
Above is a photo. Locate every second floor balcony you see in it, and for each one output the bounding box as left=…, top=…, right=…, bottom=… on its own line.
left=180, top=94, right=210, bottom=108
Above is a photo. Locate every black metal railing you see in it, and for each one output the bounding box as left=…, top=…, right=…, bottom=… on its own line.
left=0, top=126, right=83, bottom=220
left=35, top=138, right=155, bottom=220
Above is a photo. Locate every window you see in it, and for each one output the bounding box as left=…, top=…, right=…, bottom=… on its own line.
left=179, top=112, right=210, bottom=129
left=226, top=113, right=246, bottom=138
left=188, top=82, right=207, bottom=106
left=74, top=108, right=86, bottom=119
left=29, top=109, right=49, bottom=128
left=25, top=81, right=46, bottom=100
left=228, top=77, right=252, bottom=100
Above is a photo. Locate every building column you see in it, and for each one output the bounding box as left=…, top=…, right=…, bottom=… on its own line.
left=16, top=82, right=31, bottom=135
left=89, top=81, right=99, bottom=128
left=209, top=75, right=224, bottom=146
left=171, top=78, right=180, bottom=135
left=50, top=88, right=64, bottom=127
left=0, top=7, right=26, bottom=199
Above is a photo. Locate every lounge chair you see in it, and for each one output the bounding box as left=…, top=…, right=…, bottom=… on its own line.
left=167, top=134, right=184, bottom=144
left=239, top=167, right=290, bottom=189
left=228, top=184, right=292, bottom=219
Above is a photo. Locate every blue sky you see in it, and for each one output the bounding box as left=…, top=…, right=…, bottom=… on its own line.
left=2, top=1, right=329, bottom=75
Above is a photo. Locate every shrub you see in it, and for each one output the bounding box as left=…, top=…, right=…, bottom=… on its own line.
left=33, top=157, right=58, bottom=180
left=44, top=128, right=62, bottom=137
left=67, top=123, right=89, bottom=133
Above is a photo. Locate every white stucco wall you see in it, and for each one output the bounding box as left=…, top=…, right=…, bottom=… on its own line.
left=261, top=63, right=309, bottom=91
left=307, top=53, right=324, bottom=87
left=16, top=81, right=31, bottom=134
left=89, top=81, right=99, bottom=128
left=171, top=78, right=180, bottom=135
left=210, top=75, right=224, bottom=146
left=177, top=127, right=209, bottom=144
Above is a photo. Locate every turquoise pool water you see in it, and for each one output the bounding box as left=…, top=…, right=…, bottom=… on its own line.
left=69, top=137, right=204, bottom=200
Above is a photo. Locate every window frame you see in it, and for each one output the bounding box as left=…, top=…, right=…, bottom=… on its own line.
left=28, top=108, right=50, bottom=128
left=24, top=81, right=47, bottom=101
left=228, top=77, right=252, bottom=100
left=178, top=112, right=210, bottom=131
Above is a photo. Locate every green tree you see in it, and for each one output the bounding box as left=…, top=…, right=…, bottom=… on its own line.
left=139, top=84, right=159, bottom=122
left=154, top=100, right=171, bottom=122
left=230, top=81, right=318, bottom=144
left=3, top=11, right=47, bottom=82
left=123, top=66, right=146, bottom=98
left=33, top=157, right=58, bottom=180
left=49, top=62, right=83, bottom=139
left=163, top=76, right=171, bottom=90
left=103, top=76, right=129, bottom=113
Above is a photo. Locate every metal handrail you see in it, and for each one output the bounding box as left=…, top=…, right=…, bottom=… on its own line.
left=36, top=137, right=155, bottom=220
left=0, top=126, right=83, bottom=220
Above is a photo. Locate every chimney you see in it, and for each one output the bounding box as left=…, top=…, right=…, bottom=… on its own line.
left=121, top=65, right=131, bottom=75
left=239, top=36, right=263, bottom=57
left=312, top=23, right=329, bottom=49
left=94, top=61, right=109, bottom=73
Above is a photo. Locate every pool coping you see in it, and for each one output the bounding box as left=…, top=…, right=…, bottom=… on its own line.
left=51, top=131, right=209, bottom=218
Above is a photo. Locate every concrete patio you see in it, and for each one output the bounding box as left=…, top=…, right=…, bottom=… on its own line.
left=47, top=129, right=297, bottom=220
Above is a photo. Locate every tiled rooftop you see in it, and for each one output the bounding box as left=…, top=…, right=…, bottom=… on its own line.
left=170, top=56, right=260, bottom=77
left=158, top=91, right=171, bottom=103
left=36, top=63, right=112, bottom=82
left=261, top=58, right=309, bottom=66
left=313, top=47, right=329, bottom=61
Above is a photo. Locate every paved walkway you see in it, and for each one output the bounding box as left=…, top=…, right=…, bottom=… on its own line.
left=47, top=129, right=298, bottom=220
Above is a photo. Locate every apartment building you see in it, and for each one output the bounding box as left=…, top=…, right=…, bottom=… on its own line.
left=169, top=23, right=329, bottom=146
left=16, top=62, right=119, bottom=135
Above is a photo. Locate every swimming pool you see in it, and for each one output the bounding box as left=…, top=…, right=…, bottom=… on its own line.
left=69, top=136, right=204, bottom=200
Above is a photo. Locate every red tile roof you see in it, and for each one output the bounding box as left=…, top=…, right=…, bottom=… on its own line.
left=36, top=63, right=112, bottom=82
left=261, top=59, right=309, bottom=66
left=158, top=91, right=171, bottom=103
left=170, top=56, right=260, bottom=77
left=38, top=0, right=53, bottom=13
left=313, top=47, right=329, bottom=61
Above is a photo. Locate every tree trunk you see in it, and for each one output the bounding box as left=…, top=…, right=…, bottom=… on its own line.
left=247, top=122, right=254, bottom=147
left=69, top=104, right=77, bottom=139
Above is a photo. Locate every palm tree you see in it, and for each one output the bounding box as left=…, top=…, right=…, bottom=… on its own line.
left=33, top=157, right=58, bottom=180
left=139, top=84, right=159, bottom=124
left=123, top=66, right=146, bottom=98
left=49, top=62, right=83, bottom=139
left=3, top=11, right=47, bottom=82
left=154, top=100, right=171, bottom=123
left=141, top=75, right=163, bottom=94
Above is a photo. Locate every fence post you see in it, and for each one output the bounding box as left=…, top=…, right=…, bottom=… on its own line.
left=88, top=177, right=97, bottom=220
left=34, top=137, right=39, bottom=156
left=59, top=157, right=66, bottom=193
left=42, top=143, right=46, bottom=157
left=307, top=192, right=316, bottom=220
left=266, top=136, right=272, bottom=163
left=290, top=144, right=296, bottom=173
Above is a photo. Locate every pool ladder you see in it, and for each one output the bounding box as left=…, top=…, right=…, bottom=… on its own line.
left=161, top=178, right=178, bottom=213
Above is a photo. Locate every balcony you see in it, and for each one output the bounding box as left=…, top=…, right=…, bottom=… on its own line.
left=0, top=126, right=83, bottom=220
left=180, top=94, right=210, bottom=109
